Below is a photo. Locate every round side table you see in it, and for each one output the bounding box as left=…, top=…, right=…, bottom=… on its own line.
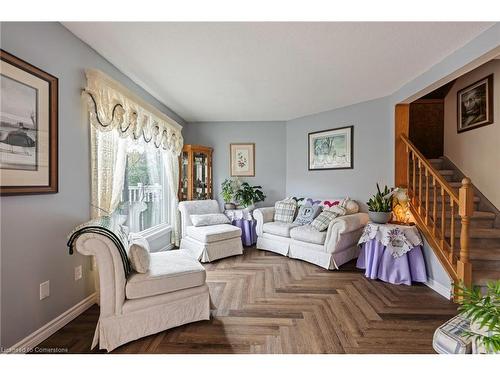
left=224, top=209, right=257, bottom=247
left=356, top=222, right=427, bottom=285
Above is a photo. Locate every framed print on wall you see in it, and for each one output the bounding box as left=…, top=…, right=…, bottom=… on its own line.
left=0, top=49, right=58, bottom=195
left=457, top=74, right=493, bottom=133
left=230, top=143, right=255, bottom=177
left=308, top=125, right=353, bottom=170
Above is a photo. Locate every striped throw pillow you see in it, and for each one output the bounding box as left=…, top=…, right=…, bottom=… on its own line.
left=311, top=209, right=343, bottom=232
left=274, top=199, right=297, bottom=223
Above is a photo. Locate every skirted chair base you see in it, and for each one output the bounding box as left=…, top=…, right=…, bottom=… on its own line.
left=180, top=236, right=243, bottom=263
left=94, top=284, right=211, bottom=352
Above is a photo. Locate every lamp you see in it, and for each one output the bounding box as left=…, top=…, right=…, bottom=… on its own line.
left=391, top=187, right=412, bottom=225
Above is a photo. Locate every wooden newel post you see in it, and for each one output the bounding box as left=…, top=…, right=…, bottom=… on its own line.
left=457, top=177, right=473, bottom=288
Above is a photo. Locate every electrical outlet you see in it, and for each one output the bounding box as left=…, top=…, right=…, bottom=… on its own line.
left=74, top=265, right=82, bottom=281
left=40, top=281, right=50, bottom=300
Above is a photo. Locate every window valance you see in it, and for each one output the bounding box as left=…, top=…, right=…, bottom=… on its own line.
left=83, top=69, right=183, bottom=155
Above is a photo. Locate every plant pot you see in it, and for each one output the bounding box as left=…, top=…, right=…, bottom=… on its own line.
left=244, top=204, right=256, bottom=211
left=368, top=211, right=392, bottom=224
left=224, top=203, right=236, bottom=210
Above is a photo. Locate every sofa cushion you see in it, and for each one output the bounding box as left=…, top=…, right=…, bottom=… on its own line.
left=262, top=221, right=298, bottom=237
left=186, top=224, right=241, bottom=243
left=293, top=203, right=322, bottom=225
left=274, top=199, right=298, bottom=223
left=190, top=213, right=230, bottom=227
left=126, top=250, right=206, bottom=299
left=290, top=225, right=327, bottom=245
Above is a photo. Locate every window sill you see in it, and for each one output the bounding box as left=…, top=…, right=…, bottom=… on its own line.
left=136, top=223, right=172, bottom=244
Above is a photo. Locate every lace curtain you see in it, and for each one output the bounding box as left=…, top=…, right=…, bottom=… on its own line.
left=85, top=69, right=182, bottom=244
left=90, top=126, right=128, bottom=218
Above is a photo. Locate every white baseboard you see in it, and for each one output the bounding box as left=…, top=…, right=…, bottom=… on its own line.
left=6, top=292, right=97, bottom=354
left=425, top=278, right=452, bottom=299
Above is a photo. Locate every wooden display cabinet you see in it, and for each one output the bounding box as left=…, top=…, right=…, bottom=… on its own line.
left=178, top=144, right=213, bottom=201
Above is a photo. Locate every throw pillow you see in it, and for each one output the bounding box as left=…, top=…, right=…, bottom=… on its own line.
left=311, top=208, right=345, bottom=232
left=128, top=234, right=151, bottom=274
left=190, top=213, right=230, bottom=227
left=293, top=203, right=322, bottom=225
left=274, top=199, right=298, bottom=223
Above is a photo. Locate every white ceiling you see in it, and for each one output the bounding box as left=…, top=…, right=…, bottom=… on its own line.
left=63, top=22, right=494, bottom=122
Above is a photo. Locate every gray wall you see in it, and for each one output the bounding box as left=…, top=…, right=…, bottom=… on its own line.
left=285, top=97, right=392, bottom=209
left=183, top=122, right=287, bottom=208
left=0, top=22, right=184, bottom=348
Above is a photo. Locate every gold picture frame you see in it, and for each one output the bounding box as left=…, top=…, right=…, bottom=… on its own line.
left=230, top=143, right=255, bottom=177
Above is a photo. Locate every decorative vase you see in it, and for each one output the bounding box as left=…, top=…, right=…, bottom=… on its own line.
left=224, top=203, right=236, bottom=210
left=368, top=211, right=392, bottom=224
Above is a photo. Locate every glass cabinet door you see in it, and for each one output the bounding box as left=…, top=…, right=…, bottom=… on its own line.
left=193, top=152, right=208, bottom=199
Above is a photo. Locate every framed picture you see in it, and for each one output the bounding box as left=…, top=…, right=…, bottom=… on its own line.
left=0, top=49, right=58, bottom=195
left=308, top=125, right=353, bottom=170
left=457, top=74, right=493, bottom=133
left=230, top=143, right=255, bottom=177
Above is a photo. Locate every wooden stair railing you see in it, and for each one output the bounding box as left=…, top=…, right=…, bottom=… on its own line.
left=400, top=134, right=473, bottom=292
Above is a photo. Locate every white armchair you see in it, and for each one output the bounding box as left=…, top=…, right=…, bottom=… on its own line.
left=74, top=233, right=211, bottom=352
left=254, top=205, right=368, bottom=269
left=179, top=200, right=243, bottom=262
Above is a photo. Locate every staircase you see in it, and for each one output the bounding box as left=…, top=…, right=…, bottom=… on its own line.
left=429, top=157, right=500, bottom=289
left=399, top=133, right=500, bottom=297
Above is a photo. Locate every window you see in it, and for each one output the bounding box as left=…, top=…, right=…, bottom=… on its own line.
left=119, top=140, right=170, bottom=234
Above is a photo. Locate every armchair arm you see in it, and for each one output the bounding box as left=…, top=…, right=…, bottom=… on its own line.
left=324, top=213, right=369, bottom=254
left=254, top=207, right=275, bottom=236
left=75, top=233, right=126, bottom=316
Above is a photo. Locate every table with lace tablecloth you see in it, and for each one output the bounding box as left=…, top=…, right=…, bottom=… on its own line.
left=356, top=223, right=427, bottom=286
left=224, top=209, right=257, bottom=247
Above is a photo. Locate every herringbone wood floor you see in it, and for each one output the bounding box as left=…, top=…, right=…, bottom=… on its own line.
left=32, top=247, right=457, bottom=354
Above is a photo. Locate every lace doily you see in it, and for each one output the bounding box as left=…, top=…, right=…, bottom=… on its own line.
left=358, top=223, right=422, bottom=258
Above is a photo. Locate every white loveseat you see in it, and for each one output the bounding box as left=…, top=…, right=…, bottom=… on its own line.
left=254, top=200, right=368, bottom=269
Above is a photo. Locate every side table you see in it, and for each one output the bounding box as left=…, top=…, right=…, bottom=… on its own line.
left=356, top=222, right=427, bottom=285
left=224, top=209, right=257, bottom=247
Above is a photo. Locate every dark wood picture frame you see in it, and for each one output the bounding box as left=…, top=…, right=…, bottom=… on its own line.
left=230, top=143, right=255, bottom=177
left=308, top=125, right=354, bottom=170
left=457, top=74, right=494, bottom=134
left=0, top=49, right=58, bottom=195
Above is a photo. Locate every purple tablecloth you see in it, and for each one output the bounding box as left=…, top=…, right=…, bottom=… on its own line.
left=356, top=238, right=427, bottom=286
left=231, top=219, right=257, bottom=247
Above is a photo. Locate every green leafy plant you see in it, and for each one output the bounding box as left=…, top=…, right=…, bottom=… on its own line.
left=234, top=182, right=266, bottom=208
left=366, top=184, right=393, bottom=212
left=455, top=281, right=500, bottom=353
left=220, top=178, right=236, bottom=203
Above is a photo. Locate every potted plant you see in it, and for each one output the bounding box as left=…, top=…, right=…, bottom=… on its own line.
left=221, top=178, right=237, bottom=210
left=455, top=281, right=500, bottom=354
left=367, top=183, right=393, bottom=224
left=234, top=182, right=266, bottom=210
